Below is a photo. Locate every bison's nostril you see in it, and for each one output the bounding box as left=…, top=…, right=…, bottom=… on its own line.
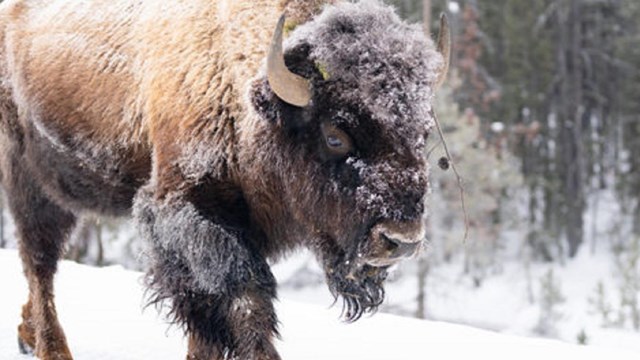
left=381, top=233, right=420, bottom=258
left=381, top=233, right=400, bottom=252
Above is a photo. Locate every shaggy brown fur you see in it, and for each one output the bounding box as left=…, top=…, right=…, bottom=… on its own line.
left=0, top=0, right=446, bottom=359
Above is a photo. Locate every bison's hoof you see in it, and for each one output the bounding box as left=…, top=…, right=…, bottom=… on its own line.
left=18, top=335, right=34, bottom=355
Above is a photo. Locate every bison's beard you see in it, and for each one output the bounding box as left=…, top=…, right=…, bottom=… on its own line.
left=325, top=259, right=388, bottom=322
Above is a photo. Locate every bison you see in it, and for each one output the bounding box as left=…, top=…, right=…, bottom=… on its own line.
left=0, top=0, right=450, bottom=359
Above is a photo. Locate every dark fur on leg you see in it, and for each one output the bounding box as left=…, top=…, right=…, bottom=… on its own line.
left=180, top=286, right=280, bottom=360
left=134, top=186, right=279, bottom=359
left=2, top=149, right=76, bottom=359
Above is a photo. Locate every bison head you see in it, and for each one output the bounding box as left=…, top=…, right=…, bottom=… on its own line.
left=243, top=1, right=449, bottom=321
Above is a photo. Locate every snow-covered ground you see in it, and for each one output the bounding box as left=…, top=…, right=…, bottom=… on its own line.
left=274, top=247, right=640, bottom=355
left=1, top=249, right=637, bottom=359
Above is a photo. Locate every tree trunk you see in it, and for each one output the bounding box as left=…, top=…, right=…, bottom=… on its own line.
left=416, top=256, right=430, bottom=319
left=565, top=0, right=585, bottom=257
left=415, top=0, right=432, bottom=321
left=0, top=193, right=4, bottom=248
left=422, top=0, right=431, bottom=34
left=555, top=0, right=585, bottom=258
left=95, top=221, right=104, bottom=266
left=69, top=218, right=91, bottom=262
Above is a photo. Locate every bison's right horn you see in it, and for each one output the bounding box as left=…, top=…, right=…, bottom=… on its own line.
left=267, top=15, right=312, bottom=107
left=435, top=13, right=451, bottom=88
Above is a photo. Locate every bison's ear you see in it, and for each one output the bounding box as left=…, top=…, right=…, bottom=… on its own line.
left=249, top=76, right=311, bottom=130
left=250, top=77, right=280, bottom=123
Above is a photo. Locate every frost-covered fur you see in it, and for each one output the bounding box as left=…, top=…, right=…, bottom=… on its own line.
left=0, top=0, right=444, bottom=359
left=247, top=1, right=441, bottom=320
left=135, top=189, right=275, bottom=295
left=285, top=0, right=440, bottom=217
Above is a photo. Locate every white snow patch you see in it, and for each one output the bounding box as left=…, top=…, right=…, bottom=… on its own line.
left=491, top=121, right=505, bottom=133
left=0, top=249, right=638, bottom=359
left=448, top=2, right=461, bottom=14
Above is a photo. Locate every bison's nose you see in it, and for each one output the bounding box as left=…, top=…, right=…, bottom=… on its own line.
left=365, top=222, right=426, bottom=267
left=381, top=232, right=421, bottom=259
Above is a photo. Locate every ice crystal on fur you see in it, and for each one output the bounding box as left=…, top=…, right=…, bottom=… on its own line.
left=0, top=0, right=444, bottom=358
left=284, top=0, right=438, bottom=221
left=288, top=0, right=442, bottom=131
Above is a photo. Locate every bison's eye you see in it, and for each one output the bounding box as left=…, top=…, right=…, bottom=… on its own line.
left=321, top=122, right=353, bottom=158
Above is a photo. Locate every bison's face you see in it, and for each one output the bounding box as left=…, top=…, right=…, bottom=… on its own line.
left=246, top=1, right=449, bottom=321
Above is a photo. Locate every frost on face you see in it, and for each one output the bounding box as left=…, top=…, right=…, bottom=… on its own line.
left=346, top=156, right=428, bottom=220
left=284, top=0, right=438, bottom=219
left=288, top=0, right=442, bottom=133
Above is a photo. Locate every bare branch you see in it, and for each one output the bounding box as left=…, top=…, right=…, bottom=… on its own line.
left=430, top=109, right=470, bottom=243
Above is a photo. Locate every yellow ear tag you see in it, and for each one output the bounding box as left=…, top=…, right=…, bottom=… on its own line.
left=283, top=20, right=298, bottom=36
left=315, top=62, right=330, bottom=81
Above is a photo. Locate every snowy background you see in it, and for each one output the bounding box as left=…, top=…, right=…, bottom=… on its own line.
left=1, top=249, right=638, bottom=359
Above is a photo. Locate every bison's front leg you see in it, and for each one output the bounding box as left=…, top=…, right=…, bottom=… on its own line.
left=134, top=186, right=280, bottom=360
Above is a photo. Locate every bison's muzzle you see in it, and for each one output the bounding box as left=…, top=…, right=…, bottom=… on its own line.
left=364, top=221, right=426, bottom=267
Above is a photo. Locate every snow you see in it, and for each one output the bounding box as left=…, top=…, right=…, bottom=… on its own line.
left=448, top=2, right=461, bottom=14
left=273, top=245, right=640, bottom=355
left=0, top=250, right=185, bottom=360
left=490, top=121, right=505, bottom=133
left=1, top=249, right=637, bottom=359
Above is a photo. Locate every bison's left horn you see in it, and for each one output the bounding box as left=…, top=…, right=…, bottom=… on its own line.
left=435, top=13, right=451, bottom=88
left=267, top=15, right=312, bottom=107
